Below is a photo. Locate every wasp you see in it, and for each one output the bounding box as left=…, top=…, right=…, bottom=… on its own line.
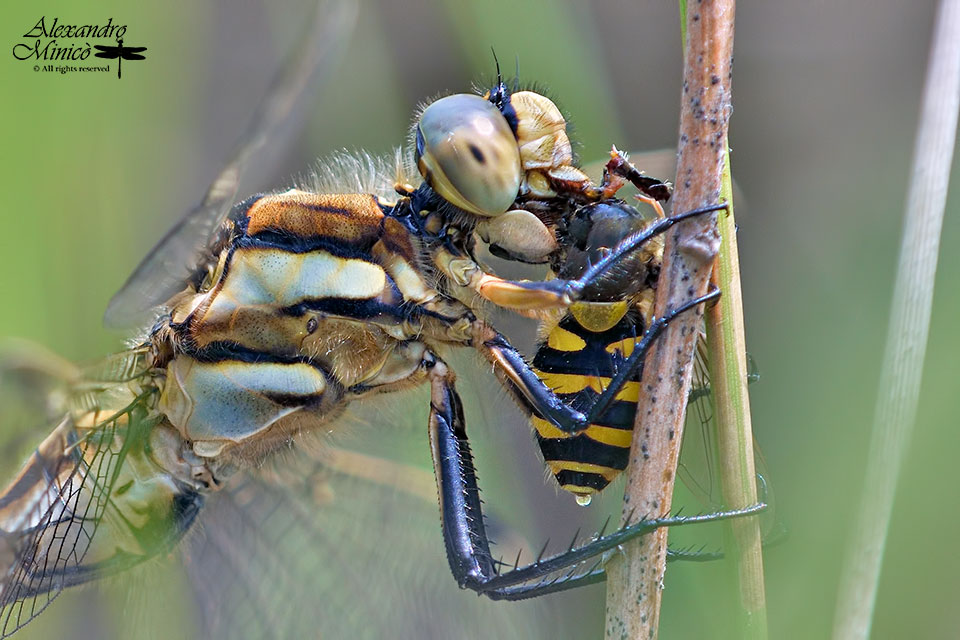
left=0, top=22, right=763, bottom=640
left=530, top=197, right=668, bottom=503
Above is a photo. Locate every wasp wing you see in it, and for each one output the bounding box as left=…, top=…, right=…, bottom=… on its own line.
left=103, top=0, right=357, bottom=329
left=676, top=340, right=776, bottom=538
left=581, top=150, right=763, bottom=520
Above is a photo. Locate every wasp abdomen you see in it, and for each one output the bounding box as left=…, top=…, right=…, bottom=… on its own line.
left=532, top=313, right=643, bottom=499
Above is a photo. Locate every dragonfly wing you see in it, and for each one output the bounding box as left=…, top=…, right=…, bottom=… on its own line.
left=103, top=0, right=357, bottom=329
left=181, top=444, right=565, bottom=640
left=118, top=52, right=146, bottom=61
left=0, top=416, right=119, bottom=637
left=0, top=342, right=206, bottom=638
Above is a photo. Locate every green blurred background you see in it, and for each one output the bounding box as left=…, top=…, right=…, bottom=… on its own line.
left=2, top=0, right=959, bottom=638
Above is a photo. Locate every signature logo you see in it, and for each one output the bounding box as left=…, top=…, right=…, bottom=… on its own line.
left=12, top=17, right=147, bottom=79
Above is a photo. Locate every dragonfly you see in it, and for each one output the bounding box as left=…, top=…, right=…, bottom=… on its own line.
left=0, top=3, right=769, bottom=638
left=93, top=39, right=147, bottom=80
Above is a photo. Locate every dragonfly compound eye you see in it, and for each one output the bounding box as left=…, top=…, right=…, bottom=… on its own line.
left=415, top=94, right=521, bottom=217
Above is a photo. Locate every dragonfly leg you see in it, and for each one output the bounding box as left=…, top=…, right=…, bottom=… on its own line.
left=473, top=501, right=764, bottom=600
left=562, top=203, right=728, bottom=305
left=425, top=353, right=764, bottom=598
left=426, top=355, right=497, bottom=586
left=435, top=203, right=728, bottom=313
left=473, top=288, right=721, bottom=435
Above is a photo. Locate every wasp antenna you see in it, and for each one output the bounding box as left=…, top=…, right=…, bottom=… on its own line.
left=513, top=54, right=520, bottom=92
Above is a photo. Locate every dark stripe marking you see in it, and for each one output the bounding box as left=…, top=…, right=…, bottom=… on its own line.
left=280, top=297, right=419, bottom=321
left=533, top=314, right=644, bottom=377
left=183, top=341, right=324, bottom=369
left=537, top=434, right=630, bottom=470
left=555, top=470, right=610, bottom=492
left=541, top=390, right=638, bottom=430
left=237, top=230, right=379, bottom=257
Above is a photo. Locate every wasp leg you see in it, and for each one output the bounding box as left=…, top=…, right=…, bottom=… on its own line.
left=547, top=148, right=673, bottom=204
left=635, top=193, right=666, bottom=219
left=437, top=203, right=728, bottom=312
left=603, top=149, right=673, bottom=202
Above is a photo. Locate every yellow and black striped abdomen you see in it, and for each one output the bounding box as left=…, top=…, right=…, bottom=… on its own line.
left=532, top=310, right=644, bottom=501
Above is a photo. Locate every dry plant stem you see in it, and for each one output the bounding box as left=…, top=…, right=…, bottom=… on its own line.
left=603, top=1, right=735, bottom=638
left=832, top=0, right=960, bottom=637
left=704, top=145, right=767, bottom=638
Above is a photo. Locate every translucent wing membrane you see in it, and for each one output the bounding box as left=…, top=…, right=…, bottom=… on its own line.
left=0, top=405, right=144, bottom=637
left=182, top=449, right=565, bottom=640
left=678, top=341, right=775, bottom=532
left=0, top=355, right=568, bottom=639
left=0, top=346, right=174, bottom=638
left=103, top=0, right=357, bottom=329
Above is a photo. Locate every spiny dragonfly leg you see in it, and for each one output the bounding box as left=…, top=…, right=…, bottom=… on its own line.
left=475, top=288, right=721, bottom=435
left=436, top=203, right=728, bottom=313
left=425, top=350, right=764, bottom=599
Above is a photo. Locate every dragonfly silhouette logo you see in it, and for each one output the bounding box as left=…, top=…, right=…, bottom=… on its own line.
left=94, top=39, right=147, bottom=79
left=12, top=17, right=147, bottom=79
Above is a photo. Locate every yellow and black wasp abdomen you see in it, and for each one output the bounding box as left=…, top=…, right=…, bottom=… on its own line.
left=532, top=308, right=645, bottom=500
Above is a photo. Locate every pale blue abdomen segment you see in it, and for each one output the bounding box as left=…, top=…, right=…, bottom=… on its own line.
left=209, top=247, right=387, bottom=311
left=159, top=357, right=334, bottom=456
left=185, top=246, right=397, bottom=355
